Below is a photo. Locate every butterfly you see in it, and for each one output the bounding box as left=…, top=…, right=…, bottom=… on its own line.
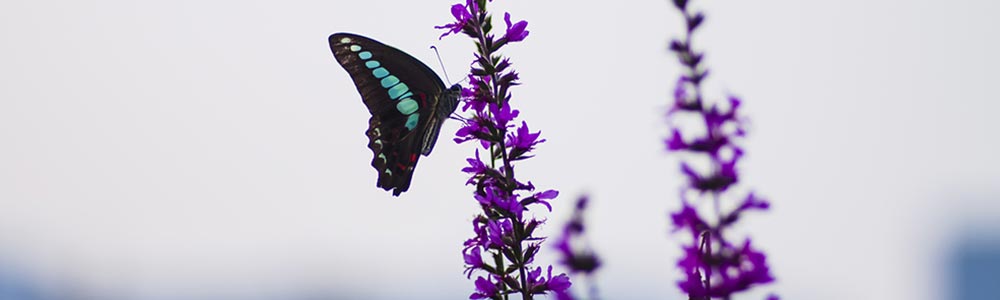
left=328, top=32, right=461, bottom=196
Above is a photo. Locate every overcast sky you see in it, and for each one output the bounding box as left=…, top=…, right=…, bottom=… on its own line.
left=2, top=0, right=999, bottom=299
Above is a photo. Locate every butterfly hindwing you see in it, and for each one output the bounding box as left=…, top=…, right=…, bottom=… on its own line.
left=329, top=32, right=458, bottom=196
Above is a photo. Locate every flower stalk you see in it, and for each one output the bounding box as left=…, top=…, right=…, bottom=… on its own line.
left=438, top=1, right=569, bottom=299
left=665, top=0, right=777, bottom=299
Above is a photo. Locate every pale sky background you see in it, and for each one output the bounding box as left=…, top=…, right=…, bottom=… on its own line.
left=2, top=0, right=1000, bottom=299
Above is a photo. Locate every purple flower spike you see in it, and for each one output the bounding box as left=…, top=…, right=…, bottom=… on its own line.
left=666, top=1, right=776, bottom=299
left=440, top=1, right=565, bottom=298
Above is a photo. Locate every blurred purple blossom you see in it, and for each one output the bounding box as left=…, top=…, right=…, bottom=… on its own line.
left=553, top=195, right=602, bottom=300
left=554, top=195, right=602, bottom=275
left=666, top=0, right=776, bottom=298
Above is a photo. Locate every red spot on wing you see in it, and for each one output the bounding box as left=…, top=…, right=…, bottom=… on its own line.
left=409, top=154, right=418, bottom=163
left=417, top=92, right=428, bottom=106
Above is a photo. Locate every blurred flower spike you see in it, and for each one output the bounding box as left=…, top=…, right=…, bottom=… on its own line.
left=665, top=0, right=777, bottom=299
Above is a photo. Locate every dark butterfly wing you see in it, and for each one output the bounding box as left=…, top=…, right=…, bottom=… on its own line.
left=328, top=32, right=455, bottom=196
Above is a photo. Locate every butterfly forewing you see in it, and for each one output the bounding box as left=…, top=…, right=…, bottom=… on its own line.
left=328, top=32, right=451, bottom=196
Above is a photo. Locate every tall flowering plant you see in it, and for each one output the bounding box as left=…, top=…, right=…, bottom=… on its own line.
left=437, top=0, right=570, bottom=299
left=665, top=0, right=777, bottom=299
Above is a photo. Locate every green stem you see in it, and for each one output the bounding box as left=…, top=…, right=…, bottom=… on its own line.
left=472, top=9, right=528, bottom=299
left=494, top=252, right=508, bottom=300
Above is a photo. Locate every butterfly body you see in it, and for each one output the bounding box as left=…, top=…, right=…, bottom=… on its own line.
left=329, top=33, right=460, bottom=196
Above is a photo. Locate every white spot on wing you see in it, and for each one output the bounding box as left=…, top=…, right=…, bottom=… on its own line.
left=340, top=37, right=351, bottom=43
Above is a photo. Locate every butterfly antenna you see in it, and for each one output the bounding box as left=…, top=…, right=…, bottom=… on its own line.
left=430, top=45, right=452, bottom=85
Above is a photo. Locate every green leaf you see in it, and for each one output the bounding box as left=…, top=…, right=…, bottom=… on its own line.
left=483, top=15, right=493, bottom=34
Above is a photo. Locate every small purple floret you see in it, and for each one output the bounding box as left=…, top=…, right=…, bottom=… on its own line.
left=503, top=13, right=529, bottom=42
left=470, top=276, right=498, bottom=299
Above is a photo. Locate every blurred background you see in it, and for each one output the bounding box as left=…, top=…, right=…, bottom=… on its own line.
left=2, top=0, right=999, bottom=299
